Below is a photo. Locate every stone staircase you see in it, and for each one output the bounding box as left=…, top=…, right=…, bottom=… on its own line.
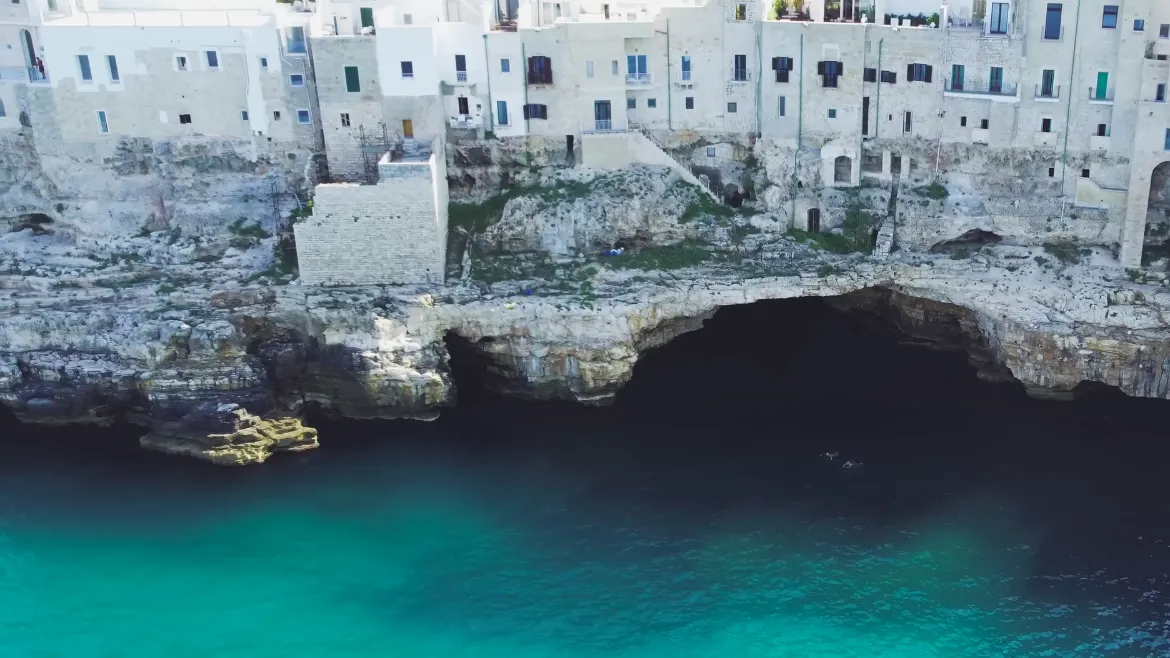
left=873, top=175, right=900, bottom=258
left=629, top=122, right=722, bottom=203
left=400, top=138, right=429, bottom=162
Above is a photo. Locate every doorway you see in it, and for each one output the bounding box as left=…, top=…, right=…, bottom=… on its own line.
left=593, top=100, right=612, bottom=131
left=566, top=135, right=574, bottom=155
left=20, top=30, right=35, bottom=69
left=402, top=119, right=414, bottom=138
left=890, top=155, right=902, bottom=176
left=862, top=96, right=870, bottom=137
left=457, top=97, right=469, bottom=116
left=807, top=208, right=821, bottom=233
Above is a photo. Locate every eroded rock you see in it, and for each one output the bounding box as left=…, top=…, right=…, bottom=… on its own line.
left=140, top=404, right=318, bottom=466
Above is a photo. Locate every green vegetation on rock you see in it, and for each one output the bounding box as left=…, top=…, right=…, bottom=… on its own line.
left=914, top=182, right=949, bottom=200
left=1042, top=239, right=1090, bottom=265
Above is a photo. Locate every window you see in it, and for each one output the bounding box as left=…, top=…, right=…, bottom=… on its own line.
left=864, top=67, right=877, bottom=82
left=1040, top=69, right=1055, bottom=96
left=1134, top=19, right=1145, bottom=31
left=961, top=116, right=967, bottom=127
left=989, top=66, right=1004, bottom=93
left=880, top=70, right=896, bottom=83
left=289, top=73, right=305, bottom=87
left=627, top=97, right=636, bottom=109
left=287, top=26, right=307, bottom=53
left=77, top=54, right=92, bottom=81
left=727, top=102, right=737, bottom=113
left=1081, top=169, right=1090, bottom=178
left=296, top=109, right=311, bottom=124
left=778, top=96, right=786, bottom=117
left=522, top=104, right=548, bottom=120
left=206, top=50, right=219, bottom=69
left=501, top=59, right=510, bottom=73
left=612, top=60, right=619, bottom=75
left=455, top=54, right=466, bottom=74
left=586, top=61, right=594, bottom=77
left=1093, top=71, right=1109, bottom=100
left=903, top=111, right=912, bottom=134
left=496, top=100, right=508, bottom=125
left=908, top=63, right=932, bottom=83
left=706, top=147, right=715, bottom=157
left=627, top=54, right=648, bottom=83
left=273, top=111, right=281, bottom=120
left=1102, top=5, right=1118, bottom=28
left=1048, top=167, right=1056, bottom=177
left=1041, top=118, right=1052, bottom=132
left=176, top=55, right=188, bottom=71
left=360, top=7, right=374, bottom=28
left=1044, top=3, right=1062, bottom=39
left=647, top=98, right=657, bottom=108
left=345, top=66, right=360, bottom=92
left=980, top=118, right=989, bottom=129
left=241, top=110, right=249, bottom=121
left=341, top=113, right=351, bottom=127
left=772, top=57, right=794, bottom=82
left=1097, top=123, right=1108, bottom=136
left=401, top=61, right=413, bottom=78
left=179, top=113, right=192, bottom=124
left=989, top=2, right=1009, bottom=33
left=260, top=57, right=268, bottom=68
left=733, top=54, right=747, bottom=81
left=1162, top=24, right=1170, bottom=38
left=106, top=55, right=119, bottom=82
left=1157, top=84, right=1167, bottom=102
left=951, top=64, right=965, bottom=90
left=96, top=110, right=108, bottom=133
left=1165, top=129, right=1170, bottom=151
left=819, top=61, right=842, bottom=88
left=828, top=108, right=837, bottom=119
left=735, top=3, right=746, bottom=20
left=527, top=56, right=553, bottom=84
left=685, top=96, right=694, bottom=109
left=681, top=55, right=692, bottom=81
left=458, top=97, right=469, bottom=115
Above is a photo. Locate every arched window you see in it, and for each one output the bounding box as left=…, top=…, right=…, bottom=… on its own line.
left=834, top=155, right=852, bottom=183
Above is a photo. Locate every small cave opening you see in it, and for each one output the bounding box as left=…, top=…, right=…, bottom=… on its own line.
left=929, top=229, right=1003, bottom=253
left=8, top=213, right=54, bottom=235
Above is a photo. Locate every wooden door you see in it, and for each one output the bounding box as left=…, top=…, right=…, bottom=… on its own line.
left=402, top=119, right=413, bottom=138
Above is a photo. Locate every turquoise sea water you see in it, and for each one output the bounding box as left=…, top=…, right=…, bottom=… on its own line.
left=1, top=299, right=1168, bottom=657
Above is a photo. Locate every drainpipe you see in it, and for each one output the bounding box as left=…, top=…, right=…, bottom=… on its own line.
left=522, top=42, right=529, bottom=133
left=874, top=38, right=883, bottom=141
left=666, top=20, right=672, bottom=130
left=483, top=34, right=494, bottom=132
left=1059, top=0, right=1082, bottom=198
left=791, top=32, right=803, bottom=225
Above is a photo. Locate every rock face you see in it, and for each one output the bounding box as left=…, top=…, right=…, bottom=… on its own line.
left=140, top=404, right=319, bottom=466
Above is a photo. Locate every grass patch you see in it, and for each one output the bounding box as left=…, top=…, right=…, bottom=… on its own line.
left=449, top=188, right=527, bottom=234
left=680, top=193, right=735, bottom=224
left=609, top=241, right=711, bottom=270
left=786, top=205, right=878, bottom=255
left=289, top=200, right=314, bottom=222
left=229, top=218, right=271, bottom=239
left=914, top=182, right=949, bottom=200
left=1042, top=239, right=1090, bottom=265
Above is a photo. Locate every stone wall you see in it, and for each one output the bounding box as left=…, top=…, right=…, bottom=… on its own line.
left=294, top=148, right=447, bottom=286
left=311, top=35, right=385, bottom=183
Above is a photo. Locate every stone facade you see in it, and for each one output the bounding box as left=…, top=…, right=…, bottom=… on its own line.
left=294, top=140, right=448, bottom=285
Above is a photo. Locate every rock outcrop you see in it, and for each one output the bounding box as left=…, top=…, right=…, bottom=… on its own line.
left=140, top=404, right=318, bottom=466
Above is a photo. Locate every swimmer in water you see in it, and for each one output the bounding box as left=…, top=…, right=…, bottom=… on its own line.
left=842, top=461, right=863, bottom=469
left=822, top=452, right=839, bottom=460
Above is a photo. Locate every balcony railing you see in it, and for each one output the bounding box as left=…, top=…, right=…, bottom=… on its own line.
left=680, top=70, right=693, bottom=82
left=730, top=68, right=751, bottom=83
left=0, top=66, right=49, bottom=84
left=1035, top=84, right=1061, bottom=99
left=944, top=78, right=1017, bottom=97
left=582, top=118, right=627, bottom=133
left=1088, top=87, right=1114, bottom=102
left=456, top=71, right=468, bottom=82
left=625, top=72, right=653, bottom=85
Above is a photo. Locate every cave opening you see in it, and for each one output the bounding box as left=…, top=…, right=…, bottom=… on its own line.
left=1141, top=161, right=1170, bottom=265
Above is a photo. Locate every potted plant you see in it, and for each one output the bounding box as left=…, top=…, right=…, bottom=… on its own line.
left=773, top=0, right=789, bottom=19
left=792, top=0, right=805, bottom=19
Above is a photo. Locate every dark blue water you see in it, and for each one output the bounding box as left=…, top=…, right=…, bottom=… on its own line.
left=1, top=299, right=1168, bottom=657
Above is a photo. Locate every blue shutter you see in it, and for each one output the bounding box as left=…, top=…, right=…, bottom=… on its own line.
left=497, top=100, right=508, bottom=126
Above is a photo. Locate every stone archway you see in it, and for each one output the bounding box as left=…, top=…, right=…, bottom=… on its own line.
left=1141, top=161, right=1170, bottom=265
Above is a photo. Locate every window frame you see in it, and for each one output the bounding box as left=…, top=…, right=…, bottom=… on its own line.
left=106, top=55, right=120, bottom=83
left=77, top=54, right=92, bottom=82
left=1101, top=5, right=1118, bottom=29
left=96, top=109, right=109, bottom=133
left=296, top=109, right=312, bottom=125
left=344, top=65, right=361, bottom=93
left=289, top=73, right=306, bottom=87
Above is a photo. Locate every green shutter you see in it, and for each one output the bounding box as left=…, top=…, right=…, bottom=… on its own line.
left=345, top=66, right=360, bottom=92
left=360, top=7, right=374, bottom=27
left=1095, top=72, right=1108, bottom=99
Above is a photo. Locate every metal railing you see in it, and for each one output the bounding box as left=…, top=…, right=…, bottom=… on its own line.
left=581, top=118, right=627, bottom=133
left=730, top=68, right=751, bottom=83
left=1088, top=87, right=1114, bottom=102
left=0, top=67, right=49, bottom=84
left=456, top=71, right=468, bottom=82
left=679, top=70, right=693, bottom=82
left=945, top=78, right=1017, bottom=96
left=625, top=72, right=653, bottom=85
left=1035, top=84, right=1061, bottom=99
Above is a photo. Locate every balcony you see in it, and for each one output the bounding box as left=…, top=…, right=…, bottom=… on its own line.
left=0, top=66, right=49, bottom=84
left=625, top=72, right=653, bottom=86
left=1034, top=84, right=1061, bottom=101
left=730, top=68, right=751, bottom=84
left=456, top=71, right=468, bottom=83
left=1090, top=133, right=1110, bottom=150
left=1088, top=87, right=1114, bottom=104
left=944, top=78, right=1019, bottom=101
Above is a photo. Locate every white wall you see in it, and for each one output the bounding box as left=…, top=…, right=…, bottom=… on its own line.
left=375, top=24, right=438, bottom=95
